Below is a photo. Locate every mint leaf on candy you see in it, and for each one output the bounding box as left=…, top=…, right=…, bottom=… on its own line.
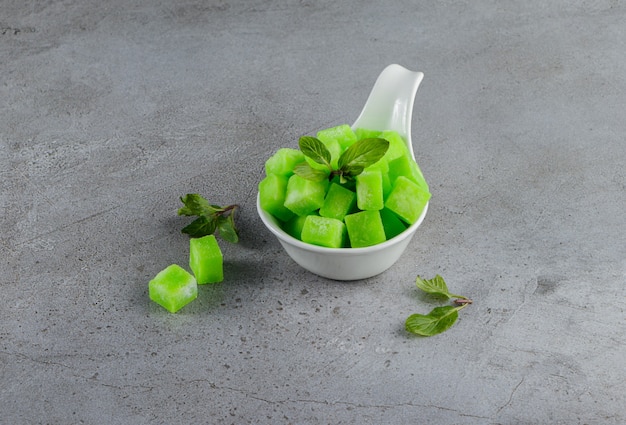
left=299, top=136, right=332, bottom=167
left=178, top=194, right=239, bottom=242
left=406, top=275, right=472, bottom=337
left=338, top=138, right=389, bottom=176
left=292, top=162, right=329, bottom=182
left=295, top=136, right=389, bottom=184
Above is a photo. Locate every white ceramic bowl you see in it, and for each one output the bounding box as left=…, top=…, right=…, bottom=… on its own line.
left=257, top=64, right=428, bottom=280
left=256, top=196, right=428, bottom=280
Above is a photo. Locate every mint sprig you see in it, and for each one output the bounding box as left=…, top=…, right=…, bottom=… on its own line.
left=178, top=194, right=239, bottom=243
left=405, top=275, right=472, bottom=337
left=294, top=136, right=389, bottom=184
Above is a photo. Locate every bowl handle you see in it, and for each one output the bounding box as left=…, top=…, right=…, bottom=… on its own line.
left=352, top=64, right=424, bottom=160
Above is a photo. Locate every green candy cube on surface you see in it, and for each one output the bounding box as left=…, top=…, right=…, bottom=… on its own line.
left=318, top=124, right=358, bottom=151
left=380, top=207, right=408, bottom=240
left=149, top=264, right=197, bottom=313
left=301, top=215, right=346, bottom=248
left=385, top=176, right=431, bottom=225
left=356, top=170, right=384, bottom=211
left=344, top=210, right=386, bottom=248
left=319, top=183, right=356, bottom=221
left=189, top=235, right=223, bottom=284
left=258, top=173, right=295, bottom=222
left=284, top=174, right=328, bottom=216
left=265, top=148, right=305, bottom=177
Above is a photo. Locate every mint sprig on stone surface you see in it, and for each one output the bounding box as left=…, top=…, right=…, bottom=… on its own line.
left=405, top=275, right=473, bottom=337
left=178, top=194, right=239, bottom=243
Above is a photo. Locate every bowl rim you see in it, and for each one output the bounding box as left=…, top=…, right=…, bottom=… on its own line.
left=256, top=193, right=428, bottom=256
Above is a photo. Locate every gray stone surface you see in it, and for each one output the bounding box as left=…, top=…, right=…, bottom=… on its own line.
left=2, top=1, right=625, bottom=424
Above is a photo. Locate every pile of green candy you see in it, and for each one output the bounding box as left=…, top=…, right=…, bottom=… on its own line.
left=148, top=234, right=223, bottom=313
left=258, top=125, right=431, bottom=248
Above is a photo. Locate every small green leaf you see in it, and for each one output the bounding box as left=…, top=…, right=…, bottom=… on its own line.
left=181, top=216, right=217, bottom=238
left=299, top=136, right=332, bottom=167
left=405, top=306, right=461, bottom=336
left=415, top=275, right=467, bottom=299
left=178, top=194, right=219, bottom=217
left=337, top=138, right=389, bottom=176
left=178, top=194, right=239, bottom=243
left=217, top=214, right=239, bottom=243
left=293, top=162, right=329, bottom=182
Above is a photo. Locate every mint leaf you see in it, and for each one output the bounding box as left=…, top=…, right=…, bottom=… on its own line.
left=181, top=215, right=216, bottom=237
left=299, top=136, right=332, bottom=168
left=337, top=138, right=389, bottom=176
left=295, top=136, right=389, bottom=183
left=405, top=306, right=461, bottom=336
left=216, top=213, right=239, bottom=243
left=178, top=194, right=219, bottom=217
left=178, top=194, right=239, bottom=242
left=415, top=275, right=466, bottom=299
left=293, top=162, right=329, bottom=182
left=406, top=275, right=472, bottom=337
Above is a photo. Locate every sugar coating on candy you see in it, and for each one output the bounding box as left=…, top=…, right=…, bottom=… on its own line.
left=356, top=170, right=384, bottom=211
left=354, top=128, right=382, bottom=141
left=384, top=176, right=431, bottom=224
left=301, top=215, right=346, bottom=248
left=388, top=155, right=429, bottom=191
left=149, top=264, right=197, bottom=313
left=344, top=210, right=386, bottom=248
left=284, top=174, right=328, bottom=216
left=189, top=235, right=223, bottom=284
left=319, top=183, right=356, bottom=221
left=258, top=173, right=295, bottom=222
left=318, top=124, right=358, bottom=151
left=265, top=148, right=305, bottom=177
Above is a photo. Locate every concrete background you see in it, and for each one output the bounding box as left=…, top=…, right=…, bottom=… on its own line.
left=2, top=1, right=625, bottom=424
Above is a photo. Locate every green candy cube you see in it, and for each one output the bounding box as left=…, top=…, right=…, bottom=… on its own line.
left=364, top=157, right=391, bottom=198
left=258, top=173, right=295, bottom=222
left=388, top=155, right=429, bottom=191
left=319, top=183, right=356, bottom=221
left=318, top=124, right=358, bottom=151
left=189, top=235, right=223, bottom=284
left=384, top=176, right=431, bottom=224
left=301, top=215, right=346, bottom=248
left=380, top=208, right=408, bottom=240
left=149, top=264, right=198, bottom=313
left=344, top=210, right=386, bottom=248
left=354, top=128, right=382, bottom=141
left=265, top=148, right=305, bottom=177
left=281, top=214, right=308, bottom=240
left=380, top=130, right=411, bottom=162
left=356, top=170, right=384, bottom=211
left=284, top=174, right=328, bottom=216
